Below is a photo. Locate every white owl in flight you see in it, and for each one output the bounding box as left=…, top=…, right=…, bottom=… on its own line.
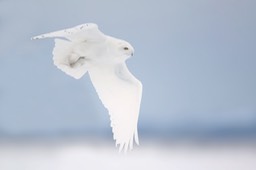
left=32, top=23, right=142, bottom=152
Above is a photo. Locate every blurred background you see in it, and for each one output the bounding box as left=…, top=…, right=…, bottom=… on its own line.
left=0, top=0, right=256, bottom=169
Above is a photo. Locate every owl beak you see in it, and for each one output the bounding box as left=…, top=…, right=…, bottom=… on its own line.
left=131, top=53, right=134, bottom=56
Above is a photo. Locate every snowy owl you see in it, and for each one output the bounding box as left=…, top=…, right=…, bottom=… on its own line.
left=32, top=23, right=142, bottom=152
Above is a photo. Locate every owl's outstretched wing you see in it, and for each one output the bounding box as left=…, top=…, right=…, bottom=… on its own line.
left=32, top=23, right=105, bottom=79
left=31, top=23, right=105, bottom=42
left=88, top=63, right=142, bottom=152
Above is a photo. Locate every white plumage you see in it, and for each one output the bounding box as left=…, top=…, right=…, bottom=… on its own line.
left=32, top=23, right=142, bottom=152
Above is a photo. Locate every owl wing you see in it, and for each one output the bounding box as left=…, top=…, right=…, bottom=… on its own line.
left=31, top=23, right=105, bottom=42
left=32, top=23, right=106, bottom=79
left=88, top=63, right=143, bottom=152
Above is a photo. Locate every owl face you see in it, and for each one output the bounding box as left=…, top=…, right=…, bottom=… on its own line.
left=117, top=40, right=134, bottom=60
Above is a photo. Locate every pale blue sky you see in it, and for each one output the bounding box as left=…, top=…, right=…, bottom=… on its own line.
left=0, top=0, right=256, bottom=136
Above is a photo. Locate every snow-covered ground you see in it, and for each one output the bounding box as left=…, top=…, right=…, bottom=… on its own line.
left=0, top=138, right=255, bottom=170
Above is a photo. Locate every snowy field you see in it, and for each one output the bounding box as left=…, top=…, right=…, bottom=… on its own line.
left=0, top=138, right=255, bottom=170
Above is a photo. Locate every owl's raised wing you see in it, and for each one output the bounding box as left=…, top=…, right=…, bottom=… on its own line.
left=88, top=63, right=142, bottom=152
left=31, top=23, right=105, bottom=42
left=32, top=23, right=106, bottom=79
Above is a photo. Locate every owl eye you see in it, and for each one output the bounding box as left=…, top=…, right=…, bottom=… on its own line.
left=123, top=47, right=129, bottom=50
